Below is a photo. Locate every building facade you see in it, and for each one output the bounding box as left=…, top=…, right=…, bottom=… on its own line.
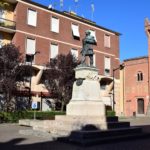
left=120, top=57, right=149, bottom=116
left=119, top=18, right=150, bottom=117
left=0, top=0, right=121, bottom=112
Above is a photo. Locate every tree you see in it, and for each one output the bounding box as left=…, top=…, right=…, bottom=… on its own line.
left=44, top=53, right=79, bottom=111
left=0, top=0, right=9, bottom=9
left=0, top=0, right=9, bottom=12
left=0, top=43, right=27, bottom=112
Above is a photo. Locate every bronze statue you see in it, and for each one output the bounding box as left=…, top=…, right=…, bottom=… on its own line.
left=80, top=30, right=96, bottom=66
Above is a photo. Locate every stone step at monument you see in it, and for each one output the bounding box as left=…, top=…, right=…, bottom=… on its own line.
left=58, top=127, right=150, bottom=146
left=49, top=122, right=107, bottom=134
left=55, top=116, right=119, bottom=123
left=106, top=116, right=118, bottom=122
left=68, top=132, right=150, bottom=146
left=33, top=120, right=55, bottom=132
left=107, top=121, right=130, bottom=129
left=55, top=115, right=106, bottom=123
left=33, top=120, right=130, bottom=134
left=69, top=127, right=142, bottom=139
left=31, top=116, right=128, bottom=134
left=19, top=119, right=43, bottom=127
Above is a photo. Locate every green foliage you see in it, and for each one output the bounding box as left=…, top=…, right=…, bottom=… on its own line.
left=0, top=44, right=23, bottom=112
left=0, top=0, right=9, bottom=10
left=44, top=53, right=79, bottom=111
left=0, top=111, right=65, bottom=123
left=0, top=110, right=116, bottom=122
left=106, top=110, right=116, bottom=116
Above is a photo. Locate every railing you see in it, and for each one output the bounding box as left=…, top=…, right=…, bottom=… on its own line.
left=0, top=18, right=16, bottom=30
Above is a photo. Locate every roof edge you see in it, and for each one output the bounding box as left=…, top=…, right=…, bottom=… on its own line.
left=124, top=56, right=148, bottom=62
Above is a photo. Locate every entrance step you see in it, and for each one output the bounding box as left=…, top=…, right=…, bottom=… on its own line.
left=106, top=116, right=118, bottom=122
left=107, top=121, right=130, bottom=129
left=69, top=127, right=142, bottom=139
left=58, top=127, right=150, bottom=146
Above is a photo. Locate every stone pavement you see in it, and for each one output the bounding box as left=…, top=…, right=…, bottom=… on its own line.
left=1, top=117, right=150, bottom=150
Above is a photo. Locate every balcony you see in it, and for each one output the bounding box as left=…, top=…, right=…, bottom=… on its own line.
left=0, top=18, right=16, bottom=33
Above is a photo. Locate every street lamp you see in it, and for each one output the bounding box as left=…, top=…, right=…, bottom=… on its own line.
left=29, top=51, right=40, bottom=108
left=112, top=64, right=124, bottom=111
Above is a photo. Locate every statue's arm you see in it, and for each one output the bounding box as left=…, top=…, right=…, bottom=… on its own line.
left=85, top=38, right=96, bottom=44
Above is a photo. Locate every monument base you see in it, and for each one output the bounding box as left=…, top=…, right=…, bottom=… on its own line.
left=67, top=100, right=106, bottom=117
left=66, top=66, right=105, bottom=117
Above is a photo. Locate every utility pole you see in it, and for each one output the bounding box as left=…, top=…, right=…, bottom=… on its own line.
left=28, top=51, right=40, bottom=108
left=112, top=64, right=124, bottom=111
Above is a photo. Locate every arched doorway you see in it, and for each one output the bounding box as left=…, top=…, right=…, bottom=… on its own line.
left=137, top=98, right=144, bottom=114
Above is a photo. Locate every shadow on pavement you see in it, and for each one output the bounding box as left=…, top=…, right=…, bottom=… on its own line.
left=0, top=137, right=75, bottom=150
left=1, top=124, right=150, bottom=150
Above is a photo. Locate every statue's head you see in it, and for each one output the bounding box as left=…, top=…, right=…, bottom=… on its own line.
left=85, top=30, right=91, bottom=35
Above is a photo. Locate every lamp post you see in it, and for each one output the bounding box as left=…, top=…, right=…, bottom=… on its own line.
left=112, top=64, right=124, bottom=111
left=29, top=51, right=40, bottom=108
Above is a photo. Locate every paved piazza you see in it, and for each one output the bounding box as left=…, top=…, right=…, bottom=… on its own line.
left=1, top=117, right=150, bottom=150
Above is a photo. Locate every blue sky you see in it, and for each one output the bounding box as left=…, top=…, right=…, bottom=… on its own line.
left=32, top=0, right=150, bottom=61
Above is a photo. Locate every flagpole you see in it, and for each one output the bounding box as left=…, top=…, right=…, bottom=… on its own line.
left=74, top=0, right=78, bottom=14
left=60, top=0, right=63, bottom=11
left=91, top=2, right=94, bottom=21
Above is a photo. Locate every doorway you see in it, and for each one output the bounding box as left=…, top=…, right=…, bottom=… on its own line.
left=137, top=98, right=144, bottom=114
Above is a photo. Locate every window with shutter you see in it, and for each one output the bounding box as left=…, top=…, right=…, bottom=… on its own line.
left=0, top=34, right=3, bottom=48
left=26, top=38, right=36, bottom=63
left=26, top=38, right=36, bottom=55
left=51, top=17, right=59, bottom=33
left=71, top=48, right=78, bottom=58
left=27, top=9, right=37, bottom=26
left=89, top=30, right=97, bottom=42
left=104, top=57, right=111, bottom=76
left=104, top=34, right=111, bottom=48
left=50, top=43, right=58, bottom=59
left=71, top=24, right=80, bottom=38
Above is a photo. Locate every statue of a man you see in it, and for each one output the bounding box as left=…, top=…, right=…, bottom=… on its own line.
left=80, top=30, right=96, bottom=66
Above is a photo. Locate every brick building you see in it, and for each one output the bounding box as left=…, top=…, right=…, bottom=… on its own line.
left=119, top=18, right=150, bottom=117
left=120, top=56, right=149, bottom=116
left=0, top=0, right=121, bottom=112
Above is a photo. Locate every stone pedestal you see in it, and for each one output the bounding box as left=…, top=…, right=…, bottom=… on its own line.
left=67, top=66, right=106, bottom=118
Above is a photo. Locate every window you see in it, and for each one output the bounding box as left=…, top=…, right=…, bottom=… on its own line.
left=27, top=9, right=37, bottom=26
left=71, top=48, right=78, bottom=58
left=104, top=34, right=111, bottom=48
left=0, top=9, right=3, bottom=18
left=93, top=54, right=96, bottom=67
left=0, top=8, right=5, bottom=23
left=137, top=71, right=143, bottom=81
left=104, top=57, right=111, bottom=76
left=0, top=34, right=3, bottom=48
left=50, top=43, right=58, bottom=59
left=0, top=8, right=3, bottom=20
left=26, top=38, right=36, bottom=63
left=51, top=17, right=59, bottom=33
left=26, top=38, right=36, bottom=54
left=90, top=30, right=97, bottom=41
left=71, top=24, right=80, bottom=39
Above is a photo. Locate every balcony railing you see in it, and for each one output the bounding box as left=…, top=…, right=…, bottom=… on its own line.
left=0, top=18, right=16, bottom=30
